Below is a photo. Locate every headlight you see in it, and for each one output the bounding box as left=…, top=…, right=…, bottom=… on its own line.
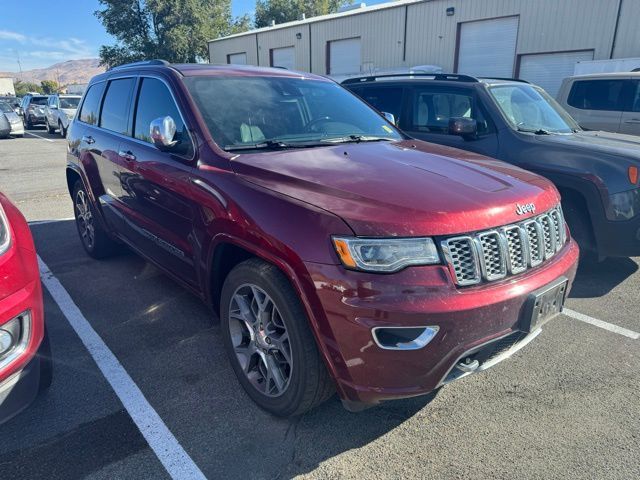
left=608, top=189, right=640, bottom=221
left=0, top=204, right=11, bottom=256
left=332, top=236, right=440, bottom=272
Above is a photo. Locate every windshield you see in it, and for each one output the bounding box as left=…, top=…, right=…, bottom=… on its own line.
left=30, top=97, right=48, bottom=105
left=184, top=76, right=402, bottom=150
left=0, top=103, right=12, bottom=113
left=489, top=84, right=579, bottom=134
left=60, top=97, right=80, bottom=109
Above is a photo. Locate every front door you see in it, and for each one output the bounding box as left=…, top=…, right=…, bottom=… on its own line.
left=116, top=76, right=199, bottom=287
left=402, top=85, right=499, bottom=157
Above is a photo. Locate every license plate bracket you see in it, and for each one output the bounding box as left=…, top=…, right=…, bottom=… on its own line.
left=521, top=277, right=568, bottom=333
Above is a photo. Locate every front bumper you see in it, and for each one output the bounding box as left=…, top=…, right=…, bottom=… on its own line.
left=302, top=238, right=579, bottom=407
left=0, top=355, right=40, bottom=424
left=26, top=113, right=45, bottom=125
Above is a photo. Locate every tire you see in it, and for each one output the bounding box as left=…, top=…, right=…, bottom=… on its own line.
left=59, top=121, right=66, bottom=138
left=24, top=117, right=32, bottom=130
left=562, top=198, right=597, bottom=263
left=220, top=258, right=334, bottom=417
left=72, top=179, right=117, bottom=259
left=46, top=120, right=55, bottom=134
left=38, top=327, right=53, bottom=393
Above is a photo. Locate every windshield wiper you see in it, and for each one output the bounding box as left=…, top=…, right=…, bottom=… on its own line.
left=517, top=126, right=550, bottom=135
left=224, top=140, right=324, bottom=151
left=321, top=135, right=395, bottom=144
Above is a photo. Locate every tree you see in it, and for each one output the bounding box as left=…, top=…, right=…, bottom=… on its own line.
left=40, top=80, right=59, bottom=94
left=254, top=0, right=353, bottom=28
left=95, top=0, right=252, bottom=68
left=14, top=80, right=42, bottom=96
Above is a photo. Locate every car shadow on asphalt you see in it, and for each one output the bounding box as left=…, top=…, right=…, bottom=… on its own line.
left=27, top=219, right=437, bottom=479
left=569, top=256, right=638, bottom=298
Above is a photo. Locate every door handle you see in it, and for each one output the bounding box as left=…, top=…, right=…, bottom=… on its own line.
left=624, top=119, right=640, bottom=124
left=81, top=135, right=95, bottom=144
left=118, top=150, right=136, bottom=161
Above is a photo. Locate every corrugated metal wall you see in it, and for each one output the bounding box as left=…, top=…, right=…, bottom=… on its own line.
left=208, top=0, right=640, bottom=75
left=611, top=0, right=640, bottom=59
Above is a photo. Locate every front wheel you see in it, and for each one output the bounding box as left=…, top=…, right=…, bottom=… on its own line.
left=46, top=120, right=55, bottom=134
left=220, top=259, right=334, bottom=417
left=72, top=179, right=117, bottom=259
left=59, top=121, right=66, bottom=138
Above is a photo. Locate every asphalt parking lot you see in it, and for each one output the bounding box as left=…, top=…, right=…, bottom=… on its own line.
left=0, top=128, right=638, bottom=480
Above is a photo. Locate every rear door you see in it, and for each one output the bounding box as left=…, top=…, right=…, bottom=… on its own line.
left=403, top=84, right=499, bottom=157
left=619, top=80, right=640, bottom=136
left=564, top=78, right=630, bottom=132
left=116, top=75, right=199, bottom=286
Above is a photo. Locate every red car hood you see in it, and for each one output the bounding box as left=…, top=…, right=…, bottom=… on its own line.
left=231, top=140, right=559, bottom=237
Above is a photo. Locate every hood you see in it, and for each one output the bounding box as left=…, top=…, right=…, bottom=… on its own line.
left=62, top=108, right=76, bottom=117
left=536, top=130, right=640, bottom=161
left=533, top=130, right=640, bottom=195
left=231, top=140, right=559, bottom=237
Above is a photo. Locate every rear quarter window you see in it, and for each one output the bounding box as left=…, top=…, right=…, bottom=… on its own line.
left=567, top=79, right=633, bottom=111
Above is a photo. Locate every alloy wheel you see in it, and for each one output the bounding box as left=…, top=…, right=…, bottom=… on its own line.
left=75, top=190, right=95, bottom=250
left=228, top=284, right=293, bottom=397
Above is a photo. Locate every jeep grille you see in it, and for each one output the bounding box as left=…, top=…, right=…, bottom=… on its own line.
left=441, top=206, right=567, bottom=286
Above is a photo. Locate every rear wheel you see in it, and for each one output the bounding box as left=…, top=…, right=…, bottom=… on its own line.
left=73, top=179, right=117, bottom=259
left=220, top=258, right=334, bottom=417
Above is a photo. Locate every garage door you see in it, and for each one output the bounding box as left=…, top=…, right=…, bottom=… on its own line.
left=519, top=50, right=594, bottom=97
left=457, top=17, right=519, bottom=78
left=271, top=47, right=295, bottom=70
left=329, top=38, right=361, bottom=75
left=228, top=52, right=247, bottom=65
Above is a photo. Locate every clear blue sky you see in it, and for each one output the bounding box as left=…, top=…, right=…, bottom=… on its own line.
left=0, top=0, right=388, bottom=72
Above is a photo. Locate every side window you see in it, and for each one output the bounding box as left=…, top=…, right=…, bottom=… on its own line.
left=99, top=78, right=135, bottom=135
left=350, top=86, right=404, bottom=123
left=567, top=80, right=632, bottom=111
left=133, top=77, right=192, bottom=157
left=631, top=81, right=640, bottom=113
left=79, top=82, right=106, bottom=125
left=408, top=87, right=490, bottom=135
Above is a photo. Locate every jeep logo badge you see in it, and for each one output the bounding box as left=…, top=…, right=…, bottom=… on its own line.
left=516, top=203, right=536, bottom=215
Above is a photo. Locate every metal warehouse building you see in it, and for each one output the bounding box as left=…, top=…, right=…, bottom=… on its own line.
left=208, top=0, right=640, bottom=96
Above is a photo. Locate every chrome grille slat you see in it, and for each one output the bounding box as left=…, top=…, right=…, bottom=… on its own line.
left=442, top=206, right=567, bottom=286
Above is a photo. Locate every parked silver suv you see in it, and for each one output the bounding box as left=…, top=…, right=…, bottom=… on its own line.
left=45, top=94, right=81, bottom=137
left=557, top=72, right=640, bottom=136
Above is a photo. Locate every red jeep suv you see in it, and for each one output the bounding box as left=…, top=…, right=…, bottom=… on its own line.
left=66, top=61, right=579, bottom=416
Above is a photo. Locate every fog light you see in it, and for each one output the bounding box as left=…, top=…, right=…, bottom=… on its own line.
left=372, top=326, right=439, bottom=350
left=0, top=311, right=30, bottom=370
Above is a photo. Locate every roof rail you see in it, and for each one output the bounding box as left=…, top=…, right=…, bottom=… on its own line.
left=342, top=73, right=479, bottom=84
left=109, top=59, right=170, bottom=71
left=477, top=77, right=530, bottom=84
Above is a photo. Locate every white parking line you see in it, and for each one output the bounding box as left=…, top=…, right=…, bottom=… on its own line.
left=25, top=132, right=55, bottom=143
left=563, top=308, right=640, bottom=340
left=37, top=256, right=207, bottom=480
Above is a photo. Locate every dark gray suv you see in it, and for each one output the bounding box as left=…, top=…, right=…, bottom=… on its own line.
left=345, top=74, right=640, bottom=260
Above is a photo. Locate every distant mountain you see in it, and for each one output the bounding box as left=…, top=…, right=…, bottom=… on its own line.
left=0, top=59, right=105, bottom=86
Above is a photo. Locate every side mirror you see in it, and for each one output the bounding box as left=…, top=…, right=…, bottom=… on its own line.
left=448, top=117, right=477, bottom=139
left=382, top=111, right=396, bottom=125
left=150, top=116, right=177, bottom=150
